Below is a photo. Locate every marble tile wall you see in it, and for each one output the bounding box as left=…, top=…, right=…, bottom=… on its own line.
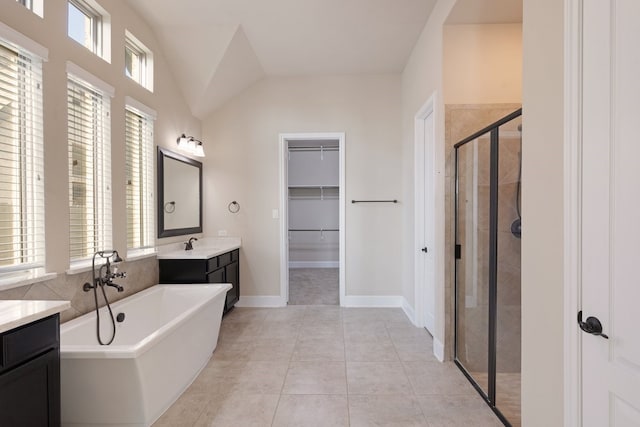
left=444, top=104, right=522, bottom=374
left=0, top=256, right=159, bottom=323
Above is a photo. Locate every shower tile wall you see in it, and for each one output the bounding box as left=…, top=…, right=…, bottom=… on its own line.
left=0, top=256, right=158, bottom=323
left=445, top=104, right=522, bottom=374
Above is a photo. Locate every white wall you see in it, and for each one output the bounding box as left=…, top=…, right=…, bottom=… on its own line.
left=443, top=23, right=522, bottom=104
left=404, top=0, right=564, bottom=424
left=202, top=75, right=402, bottom=299
left=521, top=0, right=564, bottom=424
left=404, top=0, right=566, bottom=423
left=401, top=0, right=457, bottom=344
left=0, top=0, right=201, bottom=273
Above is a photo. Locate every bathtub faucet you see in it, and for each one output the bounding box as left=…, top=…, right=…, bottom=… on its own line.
left=105, top=281, right=125, bottom=292
left=103, top=268, right=126, bottom=293
left=83, top=250, right=126, bottom=292
left=185, top=237, right=198, bottom=251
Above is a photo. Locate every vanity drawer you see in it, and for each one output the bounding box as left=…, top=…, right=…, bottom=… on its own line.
left=207, top=267, right=225, bottom=284
left=206, top=256, right=218, bottom=272
left=1, top=315, right=59, bottom=372
left=217, top=252, right=232, bottom=267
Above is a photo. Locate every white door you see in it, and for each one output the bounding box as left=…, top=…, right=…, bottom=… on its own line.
left=415, top=100, right=435, bottom=334
left=580, top=0, right=640, bottom=424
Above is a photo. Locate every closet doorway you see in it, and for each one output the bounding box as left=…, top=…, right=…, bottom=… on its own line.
left=279, top=133, right=345, bottom=306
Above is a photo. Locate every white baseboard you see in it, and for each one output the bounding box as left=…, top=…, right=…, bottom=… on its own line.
left=342, top=295, right=403, bottom=307
left=238, top=295, right=406, bottom=309
left=289, top=261, right=339, bottom=269
left=433, top=338, right=444, bottom=362
left=401, top=297, right=417, bottom=325
left=236, top=296, right=286, bottom=308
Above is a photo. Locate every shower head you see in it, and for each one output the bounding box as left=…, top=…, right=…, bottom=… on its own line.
left=95, top=250, right=124, bottom=264
left=111, top=251, right=123, bottom=264
left=511, top=218, right=522, bottom=239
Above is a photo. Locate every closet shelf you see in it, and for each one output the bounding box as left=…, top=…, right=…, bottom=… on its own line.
left=288, top=185, right=338, bottom=189
left=288, top=186, right=339, bottom=201
left=288, top=228, right=339, bottom=232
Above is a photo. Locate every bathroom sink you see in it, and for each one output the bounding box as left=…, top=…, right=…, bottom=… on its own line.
left=157, top=247, right=229, bottom=260
left=156, top=237, right=241, bottom=260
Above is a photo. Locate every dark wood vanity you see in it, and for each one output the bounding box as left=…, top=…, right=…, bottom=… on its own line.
left=158, top=248, right=240, bottom=313
left=0, top=300, right=69, bottom=427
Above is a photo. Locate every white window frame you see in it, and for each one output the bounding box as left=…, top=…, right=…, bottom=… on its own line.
left=67, top=0, right=111, bottom=62
left=0, top=28, right=49, bottom=287
left=125, top=31, right=153, bottom=91
left=66, top=62, right=114, bottom=269
left=125, top=97, right=156, bottom=257
left=15, top=0, right=44, bottom=18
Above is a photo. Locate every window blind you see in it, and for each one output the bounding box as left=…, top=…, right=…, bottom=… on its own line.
left=67, top=75, right=111, bottom=261
left=0, top=41, right=45, bottom=273
left=125, top=106, right=154, bottom=250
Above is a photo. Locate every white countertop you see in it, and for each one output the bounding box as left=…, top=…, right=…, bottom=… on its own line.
left=156, top=237, right=241, bottom=260
left=0, top=300, right=70, bottom=334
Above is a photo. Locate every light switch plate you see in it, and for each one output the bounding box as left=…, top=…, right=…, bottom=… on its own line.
left=272, top=209, right=279, bottom=219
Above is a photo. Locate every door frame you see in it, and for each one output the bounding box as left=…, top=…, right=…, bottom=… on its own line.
left=414, top=93, right=445, bottom=360
left=278, top=132, right=346, bottom=306
left=563, top=0, right=583, bottom=424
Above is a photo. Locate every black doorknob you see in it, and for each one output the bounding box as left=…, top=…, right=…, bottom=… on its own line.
left=577, top=311, right=608, bottom=339
left=421, top=247, right=428, bottom=253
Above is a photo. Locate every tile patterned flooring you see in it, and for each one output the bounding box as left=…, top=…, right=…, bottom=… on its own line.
left=288, top=268, right=339, bottom=305
left=154, top=306, right=503, bottom=426
left=471, top=373, right=521, bottom=427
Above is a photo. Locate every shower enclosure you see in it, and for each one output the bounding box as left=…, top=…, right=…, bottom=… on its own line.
left=454, top=109, right=522, bottom=427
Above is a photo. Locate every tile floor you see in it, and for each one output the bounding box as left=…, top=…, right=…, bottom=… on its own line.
left=153, top=306, right=503, bottom=426
left=471, top=373, right=521, bottom=427
left=288, top=268, right=339, bottom=305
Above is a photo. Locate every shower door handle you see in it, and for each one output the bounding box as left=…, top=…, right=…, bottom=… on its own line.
left=577, top=311, right=609, bottom=339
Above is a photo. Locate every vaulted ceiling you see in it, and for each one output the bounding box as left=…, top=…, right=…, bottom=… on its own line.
left=126, top=0, right=438, bottom=119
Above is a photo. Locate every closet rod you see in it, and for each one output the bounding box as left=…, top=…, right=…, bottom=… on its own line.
left=288, top=146, right=339, bottom=152
left=288, top=228, right=339, bottom=232
left=351, top=199, right=398, bottom=204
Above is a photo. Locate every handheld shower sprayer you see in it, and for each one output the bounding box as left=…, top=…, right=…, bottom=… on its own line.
left=82, top=250, right=127, bottom=345
left=510, top=123, right=523, bottom=239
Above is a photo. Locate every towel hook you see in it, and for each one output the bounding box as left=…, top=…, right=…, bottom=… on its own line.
left=228, top=201, right=240, bottom=213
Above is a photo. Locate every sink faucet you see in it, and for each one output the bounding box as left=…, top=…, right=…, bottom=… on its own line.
left=185, top=237, right=198, bottom=251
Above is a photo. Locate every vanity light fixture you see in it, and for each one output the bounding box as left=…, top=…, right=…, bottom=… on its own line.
left=176, top=133, right=205, bottom=157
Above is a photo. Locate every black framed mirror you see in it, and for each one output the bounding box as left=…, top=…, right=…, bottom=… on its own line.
left=157, top=147, right=203, bottom=238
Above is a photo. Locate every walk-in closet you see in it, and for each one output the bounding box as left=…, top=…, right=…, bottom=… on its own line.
left=287, top=140, right=339, bottom=304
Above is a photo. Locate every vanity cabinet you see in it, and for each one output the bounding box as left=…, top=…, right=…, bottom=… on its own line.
left=159, top=249, right=240, bottom=312
left=0, top=314, right=61, bottom=427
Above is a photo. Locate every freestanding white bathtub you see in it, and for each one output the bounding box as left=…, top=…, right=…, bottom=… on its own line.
left=60, top=283, right=231, bottom=427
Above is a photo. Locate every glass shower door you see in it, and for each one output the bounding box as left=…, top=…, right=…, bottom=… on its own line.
left=495, top=117, right=522, bottom=426
left=454, top=136, right=491, bottom=396
left=454, top=109, right=522, bottom=427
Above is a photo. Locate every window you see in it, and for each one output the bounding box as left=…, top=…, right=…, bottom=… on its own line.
left=67, top=71, right=112, bottom=263
left=67, top=0, right=111, bottom=61
left=0, top=39, right=45, bottom=275
left=125, top=100, right=155, bottom=252
left=15, top=0, right=43, bottom=17
left=125, top=31, right=153, bottom=91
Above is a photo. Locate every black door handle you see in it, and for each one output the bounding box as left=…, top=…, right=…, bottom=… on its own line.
left=577, top=311, right=608, bottom=339
left=421, top=247, right=428, bottom=253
